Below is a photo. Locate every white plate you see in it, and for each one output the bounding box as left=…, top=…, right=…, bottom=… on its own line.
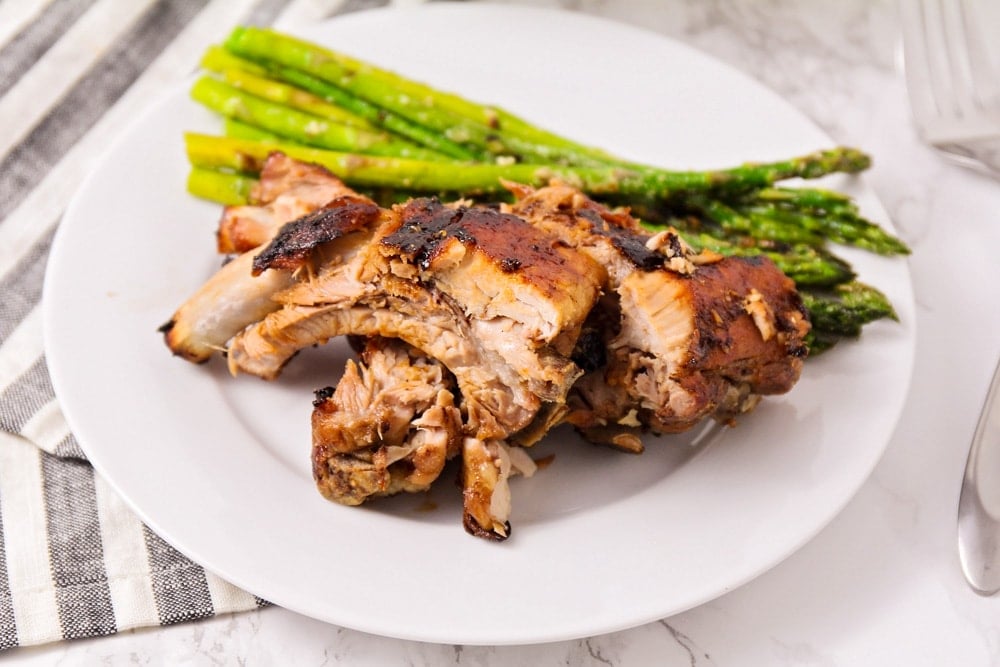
left=44, top=4, right=915, bottom=645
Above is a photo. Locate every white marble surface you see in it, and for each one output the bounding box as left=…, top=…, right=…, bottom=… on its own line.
left=16, top=0, right=1000, bottom=664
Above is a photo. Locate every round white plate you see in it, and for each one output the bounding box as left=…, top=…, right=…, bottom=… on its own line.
left=44, top=4, right=915, bottom=645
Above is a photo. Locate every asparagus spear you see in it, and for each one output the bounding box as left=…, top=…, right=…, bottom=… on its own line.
left=733, top=203, right=910, bottom=255
left=215, top=66, right=378, bottom=131
left=185, top=132, right=616, bottom=193
left=271, top=64, right=487, bottom=162
left=751, top=186, right=857, bottom=213
left=187, top=167, right=257, bottom=206
left=224, top=27, right=658, bottom=168
left=690, top=198, right=825, bottom=246
left=186, top=132, right=873, bottom=202
left=676, top=231, right=856, bottom=287
left=200, top=44, right=268, bottom=78
left=799, top=281, right=898, bottom=338
left=223, top=118, right=281, bottom=142
left=191, top=76, right=448, bottom=161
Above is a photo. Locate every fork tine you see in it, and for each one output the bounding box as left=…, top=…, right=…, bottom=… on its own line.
left=956, top=0, right=1000, bottom=111
left=901, top=0, right=1000, bottom=175
left=940, top=0, right=974, bottom=119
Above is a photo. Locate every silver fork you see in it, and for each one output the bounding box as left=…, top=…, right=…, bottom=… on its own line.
left=899, top=0, right=1000, bottom=176
left=899, top=0, right=1000, bottom=596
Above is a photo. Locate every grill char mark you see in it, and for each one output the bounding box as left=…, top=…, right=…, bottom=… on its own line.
left=252, top=195, right=381, bottom=276
left=384, top=199, right=583, bottom=302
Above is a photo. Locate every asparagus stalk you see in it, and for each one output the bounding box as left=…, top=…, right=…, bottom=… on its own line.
left=692, top=198, right=825, bottom=246
left=200, top=44, right=268, bottom=78
left=799, top=281, right=898, bottom=338
left=184, top=132, right=620, bottom=194
left=270, top=64, right=487, bottom=162
left=224, top=27, right=653, bottom=167
left=733, top=203, right=910, bottom=255
left=191, top=76, right=449, bottom=161
left=751, top=186, right=856, bottom=213
left=223, top=118, right=281, bottom=142
left=186, top=132, right=875, bottom=203
left=214, top=66, right=378, bottom=131
left=676, top=231, right=856, bottom=287
left=187, top=167, right=258, bottom=205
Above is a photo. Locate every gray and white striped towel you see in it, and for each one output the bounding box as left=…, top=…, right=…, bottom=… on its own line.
left=0, top=0, right=397, bottom=650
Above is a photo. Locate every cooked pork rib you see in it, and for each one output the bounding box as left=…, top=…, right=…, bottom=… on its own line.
left=228, top=197, right=602, bottom=441
left=163, top=153, right=813, bottom=542
left=502, top=182, right=810, bottom=445
left=216, top=154, right=347, bottom=254
left=162, top=153, right=359, bottom=362
left=461, top=437, right=537, bottom=540
left=312, top=336, right=535, bottom=540
left=312, top=336, right=463, bottom=505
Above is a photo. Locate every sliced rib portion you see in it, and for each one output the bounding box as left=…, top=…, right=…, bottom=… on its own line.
left=217, top=153, right=350, bottom=253
left=461, top=438, right=537, bottom=541
left=228, top=197, right=602, bottom=441
left=312, top=336, right=462, bottom=505
left=163, top=153, right=363, bottom=362
left=503, top=182, right=811, bottom=444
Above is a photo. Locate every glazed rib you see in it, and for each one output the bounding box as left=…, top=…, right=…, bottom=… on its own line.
left=227, top=197, right=602, bottom=441
left=162, top=153, right=814, bottom=543
left=502, top=182, right=810, bottom=445
left=163, top=153, right=363, bottom=362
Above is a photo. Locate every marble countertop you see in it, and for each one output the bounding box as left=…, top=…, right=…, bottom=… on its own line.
left=16, top=0, right=1000, bottom=664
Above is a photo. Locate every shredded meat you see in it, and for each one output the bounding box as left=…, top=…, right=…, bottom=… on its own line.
left=312, top=336, right=462, bottom=505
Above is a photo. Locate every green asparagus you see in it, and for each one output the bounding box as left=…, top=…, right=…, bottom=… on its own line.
left=182, top=27, right=907, bottom=348
left=186, top=167, right=257, bottom=205
left=186, top=131, right=875, bottom=203
left=223, top=118, right=281, bottom=142
left=262, top=64, right=486, bottom=162
left=216, top=67, right=377, bottom=131
left=800, top=281, right=898, bottom=338
left=224, top=27, right=616, bottom=167
left=733, top=203, right=910, bottom=255
left=676, top=232, right=856, bottom=287
left=191, top=76, right=447, bottom=161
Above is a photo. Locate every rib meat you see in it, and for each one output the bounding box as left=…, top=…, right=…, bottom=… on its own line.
left=162, top=153, right=361, bottom=362
left=162, top=153, right=813, bottom=543
left=216, top=153, right=349, bottom=253
left=228, top=196, right=603, bottom=441
left=461, top=437, right=537, bottom=540
left=311, top=336, right=463, bottom=505
left=502, top=182, right=811, bottom=446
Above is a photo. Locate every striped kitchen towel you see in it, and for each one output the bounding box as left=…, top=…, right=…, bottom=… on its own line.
left=0, top=0, right=396, bottom=650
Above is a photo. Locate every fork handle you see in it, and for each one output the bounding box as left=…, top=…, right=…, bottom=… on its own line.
left=958, top=355, right=1000, bottom=594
